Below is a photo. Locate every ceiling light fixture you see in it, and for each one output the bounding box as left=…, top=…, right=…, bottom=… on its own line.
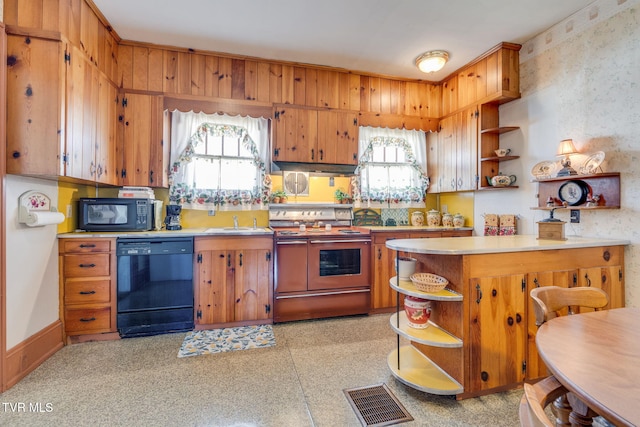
left=415, top=50, right=449, bottom=73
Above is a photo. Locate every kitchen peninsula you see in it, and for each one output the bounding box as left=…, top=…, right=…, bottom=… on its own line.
left=385, top=235, right=629, bottom=399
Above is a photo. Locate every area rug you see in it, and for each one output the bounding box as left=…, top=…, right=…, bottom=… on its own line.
left=177, top=324, right=276, bottom=358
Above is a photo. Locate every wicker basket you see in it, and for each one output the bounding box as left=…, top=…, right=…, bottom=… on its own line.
left=410, top=272, right=449, bottom=293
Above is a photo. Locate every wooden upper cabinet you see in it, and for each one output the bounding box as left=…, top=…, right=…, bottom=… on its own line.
left=317, top=110, right=358, bottom=165
left=273, top=107, right=358, bottom=165
left=117, top=93, right=168, bottom=188
left=65, top=45, right=119, bottom=184
left=66, top=45, right=99, bottom=182
left=442, top=43, right=521, bottom=116
left=5, top=34, right=64, bottom=177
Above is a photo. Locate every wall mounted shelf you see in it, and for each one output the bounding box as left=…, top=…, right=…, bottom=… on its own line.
left=532, top=172, right=620, bottom=209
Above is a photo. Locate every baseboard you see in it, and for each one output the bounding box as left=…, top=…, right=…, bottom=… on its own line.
left=4, top=320, right=64, bottom=390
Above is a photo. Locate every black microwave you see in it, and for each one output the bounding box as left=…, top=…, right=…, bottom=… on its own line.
left=78, top=198, right=154, bottom=232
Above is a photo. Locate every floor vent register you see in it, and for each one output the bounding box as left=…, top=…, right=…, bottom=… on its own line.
left=343, top=383, right=413, bottom=427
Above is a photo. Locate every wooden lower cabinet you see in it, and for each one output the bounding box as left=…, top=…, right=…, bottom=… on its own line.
left=371, top=229, right=472, bottom=311
left=59, top=238, right=117, bottom=341
left=388, top=243, right=625, bottom=399
left=194, top=236, right=273, bottom=327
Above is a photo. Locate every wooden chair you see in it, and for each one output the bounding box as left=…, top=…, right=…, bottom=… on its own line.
left=519, top=376, right=568, bottom=427
left=526, top=285, right=609, bottom=427
left=530, top=285, right=609, bottom=327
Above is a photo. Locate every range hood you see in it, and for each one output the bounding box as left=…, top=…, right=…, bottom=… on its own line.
left=271, top=161, right=357, bottom=176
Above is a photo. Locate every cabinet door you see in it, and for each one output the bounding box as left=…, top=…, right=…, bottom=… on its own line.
left=273, top=107, right=317, bottom=163
left=6, top=35, right=63, bottom=176
left=195, top=250, right=234, bottom=324
left=469, top=274, right=526, bottom=392
left=526, top=269, right=575, bottom=380
left=372, top=243, right=397, bottom=309
left=119, top=93, right=165, bottom=187
left=577, top=265, right=624, bottom=309
left=66, top=45, right=99, bottom=181
left=317, top=111, right=358, bottom=165
left=95, top=75, right=118, bottom=185
left=234, top=249, right=272, bottom=322
left=438, top=115, right=457, bottom=192
left=457, top=106, right=478, bottom=191
left=426, top=132, right=440, bottom=193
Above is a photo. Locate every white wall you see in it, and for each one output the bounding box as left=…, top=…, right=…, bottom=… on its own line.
left=4, top=175, right=60, bottom=349
left=474, top=0, right=640, bottom=306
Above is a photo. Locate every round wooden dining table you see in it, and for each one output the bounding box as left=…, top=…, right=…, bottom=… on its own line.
left=536, top=307, right=640, bottom=427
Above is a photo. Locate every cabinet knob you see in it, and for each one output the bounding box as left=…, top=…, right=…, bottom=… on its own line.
left=481, top=371, right=489, bottom=382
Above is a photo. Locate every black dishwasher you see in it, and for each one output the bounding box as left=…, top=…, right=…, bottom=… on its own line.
left=117, top=237, right=194, bottom=337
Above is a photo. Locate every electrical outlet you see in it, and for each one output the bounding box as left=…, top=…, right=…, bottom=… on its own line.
left=329, top=177, right=335, bottom=187
left=208, top=210, right=216, bottom=216
left=570, top=209, right=580, bottom=223
left=66, top=204, right=73, bottom=218
left=441, top=204, right=448, bottom=213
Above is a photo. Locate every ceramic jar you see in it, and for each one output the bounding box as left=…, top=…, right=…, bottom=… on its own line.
left=404, top=296, right=431, bottom=329
left=442, top=213, right=454, bottom=227
left=410, top=211, right=425, bottom=226
left=453, top=213, right=465, bottom=228
left=427, top=209, right=441, bottom=226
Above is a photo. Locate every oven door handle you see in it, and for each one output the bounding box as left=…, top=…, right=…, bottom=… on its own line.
left=309, top=239, right=371, bottom=244
left=276, top=240, right=308, bottom=245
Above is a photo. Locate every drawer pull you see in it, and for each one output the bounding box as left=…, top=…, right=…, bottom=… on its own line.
left=79, top=317, right=96, bottom=322
left=79, top=244, right=96, bottom=248
left=79, top=263, right=96, bottom=268
left=79, top=290, right=96, bottom=295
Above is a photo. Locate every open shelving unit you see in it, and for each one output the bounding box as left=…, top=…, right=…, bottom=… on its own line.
left=387, top=275, right=464, bottom=395
left=478, top=103, right=520, bottom=190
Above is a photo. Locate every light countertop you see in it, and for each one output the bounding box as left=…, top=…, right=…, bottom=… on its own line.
left=386, top=235, right=630, bottom=255
left=58, top=227, right=274, bottom=238
left=365, top=226, right=473, bottom=232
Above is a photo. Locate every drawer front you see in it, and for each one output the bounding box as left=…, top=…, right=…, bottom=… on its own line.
left=372, top=232, right=411, bottom=244
left=64, top=306, right=112, bottom=333
left=62, top=240, right=111, bottom=253
left=64, top=254, right=111, bottom=277
left=64, top=279, right=111, bottom=304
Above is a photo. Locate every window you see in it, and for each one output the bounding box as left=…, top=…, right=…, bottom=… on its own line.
left=168, top=112, right=271, bottom=210
left=352, top=127, right=429, bottom=208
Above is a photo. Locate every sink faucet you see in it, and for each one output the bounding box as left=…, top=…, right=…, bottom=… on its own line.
left=253, top=217, right=257, bottom=229
left=233, top=215, right=239, bottom=230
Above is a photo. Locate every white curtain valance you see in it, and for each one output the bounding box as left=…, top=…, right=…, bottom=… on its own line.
left=168, top=111, right=271, bottom=210
left=352, top=126, right=429, bottom=209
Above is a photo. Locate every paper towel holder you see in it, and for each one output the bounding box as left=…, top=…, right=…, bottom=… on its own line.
left=19, top=190, right=64, bottom=227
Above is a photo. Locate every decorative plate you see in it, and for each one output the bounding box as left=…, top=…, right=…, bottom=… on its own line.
left=531, top=161, right=560, bottom=180
left=558, top=180, right=590, bottom=206
left=579, top=151, right=605, bottom=174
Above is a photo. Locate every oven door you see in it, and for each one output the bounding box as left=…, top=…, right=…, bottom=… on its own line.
left=307, top=238, right=371, bottom=291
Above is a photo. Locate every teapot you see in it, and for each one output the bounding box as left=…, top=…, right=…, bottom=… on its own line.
left=490, top=174, right=517, bottom=187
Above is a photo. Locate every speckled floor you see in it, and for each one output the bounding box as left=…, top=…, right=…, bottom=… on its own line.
left=0, top=314, right=522, bottom=426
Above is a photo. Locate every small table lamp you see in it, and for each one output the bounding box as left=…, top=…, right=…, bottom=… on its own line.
left=556, top=139, right=579, bottom=176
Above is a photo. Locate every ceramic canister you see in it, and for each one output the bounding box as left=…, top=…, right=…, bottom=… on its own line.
left=411, top=211, right=425, bottom=226
left=442, top=213, right=454, bottom=227
left=427, top=209, right=441, bottom=226
left=453, top=213, right=465, bottom=228
left=404, top=296, right=431, bottom=329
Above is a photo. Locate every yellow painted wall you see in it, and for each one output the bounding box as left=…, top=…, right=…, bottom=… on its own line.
left=270, top=175, right=352, bottom=203
left=439, top=191, right=475, bottom=227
